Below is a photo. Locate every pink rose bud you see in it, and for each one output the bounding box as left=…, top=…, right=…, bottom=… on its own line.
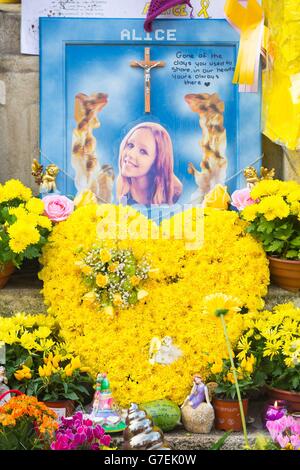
left=231, top=188, right=256, bottom=211
left=43, top=195, right=74, bottom=222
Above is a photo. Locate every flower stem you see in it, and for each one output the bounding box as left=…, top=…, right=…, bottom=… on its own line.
left=220, top=314, right=250, bottom=449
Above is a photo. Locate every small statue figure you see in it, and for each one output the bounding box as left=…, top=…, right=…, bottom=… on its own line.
left=181, top=374, right=215, bottom=434
left=149, top=336, right=182, bottom=365
left=123, top=403, right=172, bottom=450
left=89, top=373, right=126, bottom=432
left=32, top=159, right=60, bottom=194
left=244, top=166, right=275, bottom=189
left=0, top=366, right=11, bottom=406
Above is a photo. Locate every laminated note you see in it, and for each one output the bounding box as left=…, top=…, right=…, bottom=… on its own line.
left=21, top=0, right=232, bottom=55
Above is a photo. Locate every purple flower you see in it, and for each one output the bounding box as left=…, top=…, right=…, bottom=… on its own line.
left=83, top=418, right=93, bottom=427
left=93, top=425, right=105, bottom=439
left=276, top=434, right=290, bottom=449
left=51, top=412, right=112, bottom=450
left=290, top=435, right=300, bottom=450
left=100, top=434, right=112, bottom=447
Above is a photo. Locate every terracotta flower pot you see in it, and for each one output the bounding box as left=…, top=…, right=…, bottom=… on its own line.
left=265, top=385, right=300, bottom=412
left=212, top=397, right=248, bottom=431
left=43, top=400, right=75, bottom=421
left=268, top=256, right=300, bottom=292
left=0, top=262, right=15, bottom=289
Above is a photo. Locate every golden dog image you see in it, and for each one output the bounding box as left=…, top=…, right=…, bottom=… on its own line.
left=72, top=92, right=114, bottom=203
left=185, top=93, right=228, bottom=204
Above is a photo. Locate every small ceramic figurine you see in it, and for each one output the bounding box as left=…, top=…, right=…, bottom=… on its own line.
left=244, top=166, right=275, bottom=189
left=149, top=336, right=182, bottom=365
left=32, top=159, right=60, bottom=194
left=89, top=373, right=126, bottom=433
left=123, top=403, right=172, bottom=450
left=181, top=374, right=215, bottom=434
left=0, top=366, right=11, bottom=406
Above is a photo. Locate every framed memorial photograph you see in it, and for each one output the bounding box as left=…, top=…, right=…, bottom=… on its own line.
left=40, top=17, right=262, bottom=218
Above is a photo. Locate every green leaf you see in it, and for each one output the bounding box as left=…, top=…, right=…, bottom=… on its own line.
left=286, top=250, right=298, bottom=259
left=265, top=240, right=284, bottom=253
left=210, top=431, right=232, bottom=450
left=292, top=376, right=300, bottom=390
left=290, top=236, right=300, bottom=248
left=64, top=392, right=79, bottom=401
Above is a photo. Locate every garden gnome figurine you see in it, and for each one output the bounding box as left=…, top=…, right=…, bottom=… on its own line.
left=181, top=374, right=215, bottom=433
left=0, top=366, right=11, bottom=406
left=90, top=372, right=126, bottom=432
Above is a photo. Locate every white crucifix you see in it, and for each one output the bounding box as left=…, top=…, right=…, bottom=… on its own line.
left=130, top=47, right=165, bottom=114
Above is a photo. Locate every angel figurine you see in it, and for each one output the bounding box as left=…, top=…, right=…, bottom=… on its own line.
left=181, top=374, right=215, bottom=434
left=32, top=159, right=60, bottom=194
left=149, top=336, right=182, bottom=365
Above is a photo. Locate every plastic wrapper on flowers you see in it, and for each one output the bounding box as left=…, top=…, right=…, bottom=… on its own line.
left=38, top=204, right=269, bottom=408
left=262, top=0, right=300, bottom=150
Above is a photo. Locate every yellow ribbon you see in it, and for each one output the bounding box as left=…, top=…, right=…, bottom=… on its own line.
left=224, top=0, right=264, bottom=87
left=198, top=0, right=210, bottom=18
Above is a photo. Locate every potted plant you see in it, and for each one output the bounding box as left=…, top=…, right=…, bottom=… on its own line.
left=231, top=179, right=300, bottom=291
left=50, top=411, right=112, bottom=450
left=0, top=314, right=94, bottom=417
left=0, top=179, right=52, bottom=288
left=207, top=355, right=258, bottom=431
left=236, top=302, right=300, bottom=411
left=0, top=394, right=58, bottom=450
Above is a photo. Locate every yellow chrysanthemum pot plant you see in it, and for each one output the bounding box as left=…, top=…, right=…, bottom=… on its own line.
left=0, top=314, right=94, bottom=417
left=231, top=179, right=300, bottom=292
left=204, top=294, right=258, bottom=440
left=237, top=303, right=300, bottom=412
left=0, top=179, right=52, bottom=288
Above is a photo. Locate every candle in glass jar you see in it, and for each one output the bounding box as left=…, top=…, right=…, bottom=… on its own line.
left=265, top=400, right=287, bottom=421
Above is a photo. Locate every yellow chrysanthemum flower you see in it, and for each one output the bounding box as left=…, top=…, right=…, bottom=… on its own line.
left=8, top=221, right=40, bottom=253
left=26, top=197, right=45, bottom=215
left=250, top=180, right=281, bottom=200
left=241, top=204, right=258, bottom=222
left=0, top=179, right=32, bottom=204
left=35, top=326, right=51, bottom=339
left=36, top=215, right=52, bottom=231
left=203, top=293, right=241, bottom=317
left=256, top=195, right=290, bottom=221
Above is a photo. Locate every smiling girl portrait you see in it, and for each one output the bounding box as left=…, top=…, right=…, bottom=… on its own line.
left=117, top=122, right=183, bottom=205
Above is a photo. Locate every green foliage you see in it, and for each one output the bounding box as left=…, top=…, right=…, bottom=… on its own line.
left=0, top=417, right=44, bottom=450
left=246, top=214, right=300, bottom=260
left=207, top=357, right=259, bottom=400
left=210, top=431, right=232, bottom=450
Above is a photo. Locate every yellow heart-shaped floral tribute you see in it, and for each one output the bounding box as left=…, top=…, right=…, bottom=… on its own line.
left=39, top=204, right=269, bottom=407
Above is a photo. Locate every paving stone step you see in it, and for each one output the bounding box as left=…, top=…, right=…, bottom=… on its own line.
left=112, top=400, right=267, bottom=450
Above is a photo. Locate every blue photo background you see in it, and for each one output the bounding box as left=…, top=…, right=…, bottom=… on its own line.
left=40, top=18, right=262, bottom=222
left=66, top=43, right=238, bottom=204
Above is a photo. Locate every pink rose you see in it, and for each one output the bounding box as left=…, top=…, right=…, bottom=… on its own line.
left=43, top=195, right=74, bottom=222
left=231, top=188, right=256, bottom=211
